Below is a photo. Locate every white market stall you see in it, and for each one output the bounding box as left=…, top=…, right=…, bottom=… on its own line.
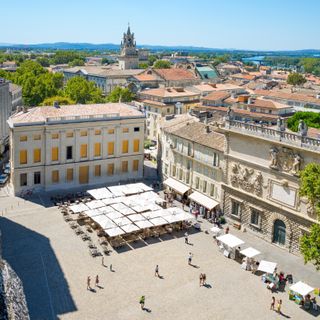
left=289, top=281, right=314, bottom=297
left=216, top=234, right=245, bottom=258
left=258, top=260, right=277, bottom=274
left=240, top=247, right=261, bottom=271
left=163, top=177, right=190, bottom=199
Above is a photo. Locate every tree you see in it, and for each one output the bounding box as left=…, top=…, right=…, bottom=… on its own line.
left=138, top=63, right=149, bottom=69
left=287, top=72, right=306, bottom=86
left=36, top=57, right=50, bottom=67
left=153, top=60, right=171, bottom=69
left=68, top=58, right=85, bottom=67
left=299, top=163, right=320, bottom=269
left=41, top=95, right=75, bottom=106
left=107, top=86, right=135, bottom=103
left=64, top=76, right=104, bottom=104
left=287, top=112, right=320, bottom=132
left=148, top=55, right=158, bottom=66
left=300, top=224, right=320, bottom=270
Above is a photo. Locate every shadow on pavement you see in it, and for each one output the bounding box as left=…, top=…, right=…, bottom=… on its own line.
left=0, top=218, right=77, bottom=320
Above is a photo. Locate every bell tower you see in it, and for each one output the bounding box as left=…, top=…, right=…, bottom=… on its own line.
left=119, top=24, right=139, bottom=70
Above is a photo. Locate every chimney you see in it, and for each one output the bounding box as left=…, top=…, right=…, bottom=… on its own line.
left=53, top=101, right=60, bottom=108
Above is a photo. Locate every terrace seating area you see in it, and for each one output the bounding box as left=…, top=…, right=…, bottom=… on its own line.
left=58, top=183, right=196, bottom=254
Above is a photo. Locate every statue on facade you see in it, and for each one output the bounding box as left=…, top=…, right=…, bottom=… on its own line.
left=253, top=171, right=263, bottom=196
left=269, top=147, right=279, bottom=169
left=298, top=120, right=308, bottom=137
left=291, top=153, right=302, bottom=176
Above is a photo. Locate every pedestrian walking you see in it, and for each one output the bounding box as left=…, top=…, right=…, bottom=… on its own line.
left=270, top=296, right=275, bottom=310
left=202, top=273, right=206, bottom=286
left=110, top=264, right=113, bottom=271
left=87, top=276, right=91, bottom=290
left=95, top=275, right=99, bottom=287
left=102, top=256, right=104, bottom=266
left=225, top=226, right=229, bottom=234
left=199, top=273, right=203, bottom=287
left=139, top=296, right=145, bottom=310
left=276, top=299, right=282, bottom=314
left=185, top=232, right=189, bottom=244
left=155, top=265, right=159, bottom=277
left=188, top=252, right=193, bottom=265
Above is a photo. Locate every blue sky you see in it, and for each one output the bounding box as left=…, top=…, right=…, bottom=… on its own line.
left=2, top=0, right=319, bottom=50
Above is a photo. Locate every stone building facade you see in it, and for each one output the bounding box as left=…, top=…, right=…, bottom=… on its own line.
left=219, top=119, right=319, bottom=253
left=118, top=26, right=139, bottom=70
left=8, top=103, right=145, bottom=195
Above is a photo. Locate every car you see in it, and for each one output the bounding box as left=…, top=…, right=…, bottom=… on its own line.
left=0, top=173, right=8, bottom=185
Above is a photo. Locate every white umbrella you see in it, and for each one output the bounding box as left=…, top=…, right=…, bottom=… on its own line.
left=240, top=247, right=261, bottom=258
left=216, top=234, right=245, bottom=248
left=290, top=281, right=314, bottom=296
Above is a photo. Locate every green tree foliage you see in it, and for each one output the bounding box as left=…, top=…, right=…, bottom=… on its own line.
left=153, top=60, right=171, bottom=69
left=300, top=163, right=320, bottom=216
left=101, top=58, right=111, bottom=65
left=299, top=163, right=320, bottom=269
left=41, top=95, right=75, bottom=106
left=50, top=51, right=85, bottom=65
left=287, top=72, right=306, bottom=86
left=300, top=224, right=320, bottom=270
left=68, top=58, right=85, bottom=67
left=287, top=112, right=320, bottom=132
left=148, top=55, right=158, bottom=66
left=36, top=57, right=50, bottom=67
left=64, top=76, right=104, bottom=104
left=106, top=86, right=135, bottom=103
left=138, top=63, right=149, bottom=69
left=300, top=58, right=320, bottom=75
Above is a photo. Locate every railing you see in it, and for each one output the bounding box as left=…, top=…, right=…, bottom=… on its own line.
left=225, top=120, right=320, bottom=152
left=46, top=113, right=120, bottom=123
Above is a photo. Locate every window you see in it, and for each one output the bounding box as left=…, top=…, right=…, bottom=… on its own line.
left=213, top=153, right=219, bottom=167
left=51, top=133, right=59, bottom=139
left=94, top=130, right=101, bottom=135
left=94, top=143, right=101, bottom=157
left=20, top=173, right=27, bottom=186
left=172, top=165, right=176, bottom=177
left=134, top=127, right=140, bottom=132
left=79, top=166, right=89, bottom=184
left=33, top=149, right=41, bottom=163
left=107, top=142, right=114, bottom=156
left=164, top=164, right=168, bottom=175
left=80, top=131, right=87, bottom=137
left=95, top=165, right=101, bottom=177
left=19, top=150, right=27, bottom=164
left=52, top=170, right=59, bottom=183
left=210, top=183, right=215, bottom=197
left=33, top=134, right=41, bottom=140
left=108, top=129, right=114, bottom=134
left=20, top=136, right=27, bottom=142
left=185, top=172, right=190, bottom=184
left=34, top=172, right=41, bottom=185
left=133, top=139, right=140, bottom=152
left=187, top=143, right=192, bottom=156
left=250, top=209, right=260, bottom=227
left=51, top=147, right=59, bottom=161
left=66, top=146, right=73, bottom=160
left=195, top=177, right=200, bottom=189
left=203, top=180, right=207, bottom=193
left=179, top=168, right=183, bottom=180
left=107, top=163, right=114, bottom=176
left=123, top=128, right=129, bottom=133
left=66, top=168, right=73, bottom=182
left=231, top=200, right=240, bottom=217
left=167, top=108, right=170, bottom=113
left=122, top=161, right=128, bottom=173
left=122, top=140, right=129, bottom=154
left=133, top=160, right=139, bottom=171
left=66, top=132, right=74, bottom=138
left=80, top=144, right=87, bottom=158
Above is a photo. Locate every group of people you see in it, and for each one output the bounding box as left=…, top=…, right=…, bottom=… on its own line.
left=86, top=275, right=99, bottom=290
left=199, top=273, right=207, bottom=287
left=270, top=297, right=282, bottom=314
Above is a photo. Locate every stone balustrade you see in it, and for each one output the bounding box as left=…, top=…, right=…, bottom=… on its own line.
left=225, top=119, right=320, bottom=152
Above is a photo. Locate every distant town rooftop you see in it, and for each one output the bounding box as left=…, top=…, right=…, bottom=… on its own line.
left=64, top=66, right=143, bottom=77
left=140, top=87, right=200, bottom=98
left=8, top=103, right=144, bottom=127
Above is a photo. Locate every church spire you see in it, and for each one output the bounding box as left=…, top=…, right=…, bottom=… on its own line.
left=127, top=22, right=131, bottom=35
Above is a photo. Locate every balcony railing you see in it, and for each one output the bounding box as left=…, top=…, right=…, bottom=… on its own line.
left=225, top=120, right=320, bottom=152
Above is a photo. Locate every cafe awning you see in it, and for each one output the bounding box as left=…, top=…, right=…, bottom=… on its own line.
left=163, top=178, right=190, bottom=195
left=240, top=247, right=261, bottom=258
left=188, top=191, right=219, bottom=210
left=290, top=281, right=314, bottom=297
left=257, top=260, right=277, bottom=274
left=216, top=234, right=244, bottom=248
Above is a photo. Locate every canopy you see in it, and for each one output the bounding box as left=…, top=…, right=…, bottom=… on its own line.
left=240, top=247, right=261, bottom=258
left=188, top=191, right=219, bottom=210
left=128, top=214, right=146, bottom=222
left=69, top=203, right=88, bottom=213
left=289, top=281, right=314, bottom=297
left=86, top=200, right=105, bottom=210
left=121, top=224, right=140, bottom=233
left=135, top=220, right=154, bottom=228
left=87, top=187, right=113, bottom=200
left=210, top=226, right=222, bottom=235
left=149, top=217, right=169, bottom=226
left=163, top=178, right=190, bottom=195
left=83, top=209, right=104, bottom=218
left=105, top=210, right=123, bottom=220
left=105, top=227, right=125, bottom=237
left=257, top=260, right=277, bottom=274
left=216, top=234, right=244, bottom=248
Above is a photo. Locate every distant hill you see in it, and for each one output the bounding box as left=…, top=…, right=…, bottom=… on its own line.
left=1, top=42, right=320, bottom=56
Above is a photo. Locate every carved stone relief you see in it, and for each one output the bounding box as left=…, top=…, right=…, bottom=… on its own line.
left=269, top=146, right=303, bottom=176
left=230, top=163, right=263, bottom=196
